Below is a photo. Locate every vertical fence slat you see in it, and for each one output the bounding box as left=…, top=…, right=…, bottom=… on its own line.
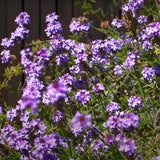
left=0, top=0, right=7, bottom=104
left=58, top=0, right=73, bottom=38
left=41, top=0, right=56, bottom=39
left=73, top=0, right=82, bottom=17
left=0, top=0, right=7, bottom=41
left=24, top=0, right=40, bottom=42
left=3, top=0, right=22, bottom=105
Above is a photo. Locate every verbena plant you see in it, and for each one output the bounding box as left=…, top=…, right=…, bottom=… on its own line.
left=0, top=0, right=160, bottom=159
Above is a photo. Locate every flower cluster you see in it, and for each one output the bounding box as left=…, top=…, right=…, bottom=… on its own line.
left=128, top=96, right=143, bottom=109
left=142, top=66, right=155, bottom=81
left=45, top=12, right=62, bottom=38
left=0, top=12, right=30, bottom=63
left=122, top=0, right=145, bottom=17
left=70, top=111, right=92, bottom=136
left=111, top=19, right=125, bottom=29
left=69, top=16, right=91, bottom=33
left=1, top=0, right=160, bottom=159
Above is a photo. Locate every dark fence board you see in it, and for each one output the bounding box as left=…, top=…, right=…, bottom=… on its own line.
left=73, top=0, right=82, bottom=17
left=24, top=0, right=40, bottom=42
left=58, top=0, right=73, bottom=37
left=3, top=0, right=22, bottom=105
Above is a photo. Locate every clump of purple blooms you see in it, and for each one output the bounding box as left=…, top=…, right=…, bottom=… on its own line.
left=142, top=66, right=155, bottom=81
left=0, top=12, right=30, bottom=63
left=1, top=0, right=160, bottom=159
left=106, top=102, right=121, bottom=114
left=45, top=12, right=62, bottom=38
left=69, top=16, right=91, bottom=33
left=75, top=89, right=91, bottom=105
left=111, top=19, right=125, bottom=29
left=128, top=96, right=143, bottom=109
left=70, top=111, right=92, bottom=136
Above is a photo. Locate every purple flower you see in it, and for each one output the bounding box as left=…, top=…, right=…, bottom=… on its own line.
left=0, top=50, right=11, bottom=63
left=118, top=138, right=137, bottom=155
left=111, top=19, right=125, bottom=29
left=106, top=102, right=121, bottom=114
left=74, top=53, right=88, bottom=64
left=45, top=21, right=62, bottom=38
left=128, top=96, right=143, bottom=109
left=154, top=66, right=160, bottom=75
left=121, top=112, right=139, bottom=129
left=11, top=26, right=30, bottom=41
left=49, top=34, right=64, bottom=51
left=138, top=15, right=147, bottom=25
left=90, top=139, right=108, bottom=157
left=92, top=83, right=105, bottom=94
left=69, top=17, right=91, bottom=33
left=104, top=135, right=115, bottom=144
left=15, top=12, right=30, bottom=26
left=36, top=47, right=51, bottom=61
left=53, top=110, right=63, bottom=122
left=123, top=54, right=136, bottom=69
left=114, top=65, right=125, bottom=75
left=70, top=64, right=81, bottom=75
left=75, top=89, right=91, bottom=105
left=142, top=66, right=155, bottom=81
left=1, top=38, right=14, bottom=48
left=56, top=53, right=69, bottom=66
left=122, top=0, right=145, bottom=17
left=44, top=81, right=69, bottom=104
left=45, top=12, right=62, bottom=38
left=46, top=12, right=59, bottom=23
left=59, top=73, right=73, bottom=86
left=70, top=111, right=92, bottom=136
left=145, top=22, right=160, bottom=37
left=6, top=108, right=18, bottom=121
left=105, top=115, right=122, bottom=130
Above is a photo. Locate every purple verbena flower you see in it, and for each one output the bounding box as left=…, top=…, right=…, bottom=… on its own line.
left=1, top=38, right=14, bottom=48
left=44, top=81, right=69, bottom=104
left=121, top=112, right=139, bottom=129
left=142, top=66, right=155, bottom=81
left=59, top=73, right=73, bottom=86
left=138, top=15, right=147, bottom=25
left=6, top=108, right=18, bottom=121
left=15, top=12, right=30, bottom=26
left=128, top=96, right=143, bottom=109
left=46, top=12, right=59, bottom=23
left=70, top=64, right=81, bottom=75
left=92, top=83, right=105, bottom=94
left=106, top=102, right=121, bottom=114
left=53, top=110, right=63, bottom=122
left=69, top=17, right=91, bottom=33
left=56, top=53, right=69, bottom=66
left=111, top=19, right=125, bottom=29
left=36, top=47, right=51, bottom=61
left=145, top=22, right=160, bottom=37
left=70, top=111, right=92, bottom=136
left=45, top=12, right=62, bottom=38
left=123, top=54, right=136, bottom=69
left=75, top=89, right=91, bottom=105
left=118, top=138, right=137, bottom=155
left=114, top=65, right=125, bottom=75
left=0, top=50, right=11, bottom=63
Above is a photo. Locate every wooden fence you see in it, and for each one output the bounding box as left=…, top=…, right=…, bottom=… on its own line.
left=0, top=0, right=120, bottom=105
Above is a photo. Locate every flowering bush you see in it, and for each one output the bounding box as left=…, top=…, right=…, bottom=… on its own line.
left=1, top=0, right=160, bottom=159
